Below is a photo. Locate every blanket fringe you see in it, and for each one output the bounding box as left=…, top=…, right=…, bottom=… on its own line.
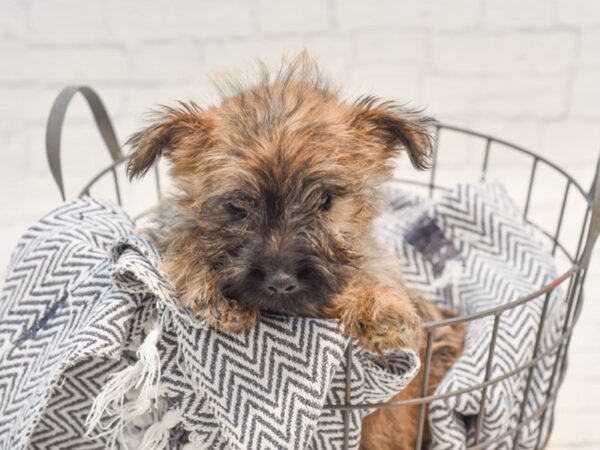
left=139, top=410, right=182, bottom=450
left=182, top=432, right=207, bottom=450
left=85, top=319, right=164, bottom=449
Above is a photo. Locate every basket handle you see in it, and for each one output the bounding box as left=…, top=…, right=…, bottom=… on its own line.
left=579, top=152, right=600, bottom=268
left=46, top=86, right=123, bottom=201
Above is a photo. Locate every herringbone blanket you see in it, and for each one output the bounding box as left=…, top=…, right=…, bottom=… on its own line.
left=0, top=181, right=564, bottom=449
left=376, top=182, right=565, bottom=449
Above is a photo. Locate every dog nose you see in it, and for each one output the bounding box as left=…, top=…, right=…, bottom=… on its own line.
left=264, top=270, right=298, bottom=295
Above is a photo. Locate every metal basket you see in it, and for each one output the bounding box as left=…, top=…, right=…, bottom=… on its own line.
left=46, top=86, right=600, bottom=449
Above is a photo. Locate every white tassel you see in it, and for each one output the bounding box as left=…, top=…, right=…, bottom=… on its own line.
left=136, top=321, right=162, bottom=399
left=138, top=410, right=181, bottom=450
left=182, top=432, right=207, bottom=450
left=85, top=319, right=163, bottom=448
left=86, top=365, right=139, bottom=435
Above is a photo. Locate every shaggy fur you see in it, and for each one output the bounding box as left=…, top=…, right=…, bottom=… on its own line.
left=127, top=54, right=463, bottom=449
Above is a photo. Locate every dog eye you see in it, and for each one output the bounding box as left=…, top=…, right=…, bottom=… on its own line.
left=318, top=192, right=332, bottom=212
left=226, top=201, right=248, bottom=219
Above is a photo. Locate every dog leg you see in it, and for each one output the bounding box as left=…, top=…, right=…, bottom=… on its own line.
left=162, top=254, right=260, bottom=332
left=361, top=304, right=466, bottom=450
left=324, top=272, right=423, bottom=353
left=200, top=296, right=261, bottom=333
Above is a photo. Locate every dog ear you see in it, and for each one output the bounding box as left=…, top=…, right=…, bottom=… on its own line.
left=126, top=102, right=210, bottom=179
left=351, top=96, right=436, bottom=170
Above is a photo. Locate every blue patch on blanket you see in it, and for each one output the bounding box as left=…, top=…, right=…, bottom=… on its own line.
left=405, top=214, right=461, bottom=276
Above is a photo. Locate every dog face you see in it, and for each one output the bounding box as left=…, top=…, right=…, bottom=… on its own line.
left=127, top=57, right=434, bottom=316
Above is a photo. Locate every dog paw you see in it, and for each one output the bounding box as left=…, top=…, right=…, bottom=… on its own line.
left=202, top=299, right=260, bottom=333
left=346, top=296, right=423, bottom=354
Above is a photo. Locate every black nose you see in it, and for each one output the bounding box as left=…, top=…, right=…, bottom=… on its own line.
left=264, top=270, right=298, bottom=295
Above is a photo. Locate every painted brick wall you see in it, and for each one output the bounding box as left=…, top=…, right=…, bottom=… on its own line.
left=0, top=1, right=599, bottom=447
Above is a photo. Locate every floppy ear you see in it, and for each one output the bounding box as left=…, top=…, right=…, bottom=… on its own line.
left=351, top=96, right=436, bottom=170
left=126, top=102, right=210, bottom=179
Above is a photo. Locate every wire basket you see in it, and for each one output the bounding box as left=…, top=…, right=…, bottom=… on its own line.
left=46, top=86, right=600, bottom=450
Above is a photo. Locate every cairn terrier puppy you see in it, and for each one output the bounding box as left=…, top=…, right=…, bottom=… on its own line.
left=126, top=55, right=463, bottom=449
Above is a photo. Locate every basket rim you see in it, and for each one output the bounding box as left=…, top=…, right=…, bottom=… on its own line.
left=46, top=85, right=600, bottom=449
left=72, top=124, right=593, bottom=331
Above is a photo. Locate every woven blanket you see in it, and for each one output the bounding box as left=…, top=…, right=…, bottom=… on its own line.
left=376, top=181, right=565, bottom=449
left=0, top=181, right=564, bottom=449
left=0, top=197, right=418, bottom=450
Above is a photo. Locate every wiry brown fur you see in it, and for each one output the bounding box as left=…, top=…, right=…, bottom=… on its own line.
left=361, top=297, right=465, bottom=450
left=127, top=54, right=463, bottom=448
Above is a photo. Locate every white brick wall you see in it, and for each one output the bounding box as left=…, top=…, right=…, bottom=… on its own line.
left=1, top=1, right=599, bottom=447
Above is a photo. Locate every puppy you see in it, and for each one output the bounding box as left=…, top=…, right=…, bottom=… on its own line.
left=127, top=55, right=463, bottom=449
